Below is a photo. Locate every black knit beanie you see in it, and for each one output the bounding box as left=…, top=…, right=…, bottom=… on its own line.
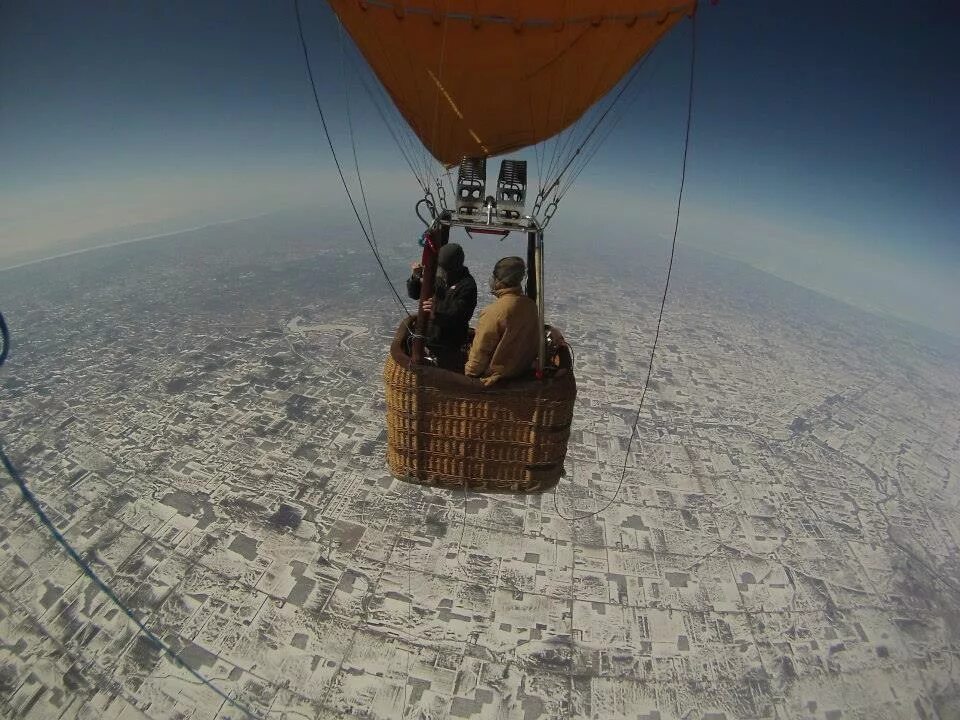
left=437, top=243, right=465, bottom=272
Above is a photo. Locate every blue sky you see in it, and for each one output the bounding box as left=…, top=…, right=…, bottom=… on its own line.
left=1, top=1, right=957, bottom=335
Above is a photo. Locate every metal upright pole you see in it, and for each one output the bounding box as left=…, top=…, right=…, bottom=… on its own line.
left=535, top=230, right=546, bottom=375
left=525, top=230, right=537, bottom=300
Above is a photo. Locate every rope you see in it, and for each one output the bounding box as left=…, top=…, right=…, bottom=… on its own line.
left=538, top=47, right=657, bottom=215
left=294, top=0, right=411, bottom=317
left=357, top=63, right=431, bottom=195
left=338, top=19, right=378, bottom=251
left=342, top=16, right=433, bottom=195
left=0, top=311, right=8, bottom=366
left=555, top=39, right=669, bottom=203
left=542, top=30, right=604, bottom=200
left=535, top=26, right=564, bottom=199
left=427, top=9, right=452, bottom=200
left=554, top=11, right=698, bottom=522
left=0, top=454, right=261, bottom=720
left=453, top=478, right=525, bottom=596
left=0, top=313, right=262, bottom=717
left=370, top=2, right=439, bottom=190
left=545, top=24, right=632, bottom=203
left=0, top=455, right=261, bottom=717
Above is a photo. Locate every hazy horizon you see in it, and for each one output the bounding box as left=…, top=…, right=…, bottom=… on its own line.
left=1, top=0, right=957, bottom=336
left=2, top=205, right=958, bottom=352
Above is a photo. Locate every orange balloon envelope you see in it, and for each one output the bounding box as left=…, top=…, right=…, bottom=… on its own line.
left=330, top=1, right=695, bottom=166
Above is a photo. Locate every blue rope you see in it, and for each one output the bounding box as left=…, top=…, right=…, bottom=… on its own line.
left=0, top=312, right=261, bottom=719
left=0, top=312, right=9, bottom=366
left=0, top=447, right=262, bottom=719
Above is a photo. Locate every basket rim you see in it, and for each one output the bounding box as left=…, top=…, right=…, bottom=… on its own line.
left=389, top=316, right=575, bottom=396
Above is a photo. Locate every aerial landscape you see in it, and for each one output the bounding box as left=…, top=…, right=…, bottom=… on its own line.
left=2, top=1, right=958, bottom=718
left=1, top=214, right=958, bottom=719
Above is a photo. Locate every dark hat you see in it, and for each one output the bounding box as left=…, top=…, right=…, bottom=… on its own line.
left=492, top=256, right=525, bottom=288
left=437, top=243, right=465, bottom=272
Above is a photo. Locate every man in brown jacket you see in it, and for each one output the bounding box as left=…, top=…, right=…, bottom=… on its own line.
left=465, top=256, right=540, bottom=386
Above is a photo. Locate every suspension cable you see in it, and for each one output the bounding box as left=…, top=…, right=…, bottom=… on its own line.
left=355, top=64, right=431, bottom=195
left=556, top=48, right=667, bottom=204
left=542, top=25, right=626, bottom=203
left=554, top=11, right=698, bottom=522
left=558, top=43, right=668, bottom=202
left=427, top=11, right=452, bottom=204
left=294, top=0, right=411, bottom=317
left=342, top=21, right=433, bottom=196
left=338, top=20, right=378, bottom=251
left=538, top=48, right=657, bottom=218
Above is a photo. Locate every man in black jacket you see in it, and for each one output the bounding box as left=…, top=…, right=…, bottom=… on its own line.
left=407, top=242, right=477, bottom=372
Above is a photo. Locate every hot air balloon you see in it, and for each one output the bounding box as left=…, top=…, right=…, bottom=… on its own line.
left=324, top=0, right=697, bottom=491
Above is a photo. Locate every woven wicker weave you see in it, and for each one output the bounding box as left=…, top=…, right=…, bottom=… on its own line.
left=384, top=319, right=576, bottom=492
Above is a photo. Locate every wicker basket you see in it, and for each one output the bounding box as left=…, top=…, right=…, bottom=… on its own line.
left=384, top=319, right=577, bottom=492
